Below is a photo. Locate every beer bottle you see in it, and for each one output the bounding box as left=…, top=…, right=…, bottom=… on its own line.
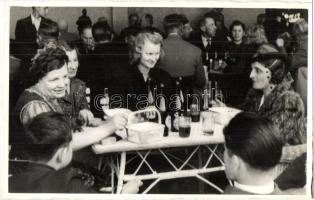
left=147, top=78, right=154, bottom=106
left=158, top=83, right=168, bottom=136
left=100, top=88, right=110, bottom=111
left=85, top=87, right=91, bottom=105
left=171, top=78, right=183, bottom=132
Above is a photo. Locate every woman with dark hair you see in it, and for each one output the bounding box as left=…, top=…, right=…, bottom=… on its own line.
left=58, top=42, right=99, bottom=126
left=11, top=47, right=127, bottom=154
left=215, top=44, right=306, bottom=146
left=224, top=20, right=253, bottom=106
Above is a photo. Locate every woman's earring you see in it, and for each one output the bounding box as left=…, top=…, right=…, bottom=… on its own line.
left=267, top=76, right=270, bottom=79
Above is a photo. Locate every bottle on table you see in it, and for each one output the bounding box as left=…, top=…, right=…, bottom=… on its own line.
left=100, top=87, right=110, bottom=111
left=171, top=77, right=184, bottom=132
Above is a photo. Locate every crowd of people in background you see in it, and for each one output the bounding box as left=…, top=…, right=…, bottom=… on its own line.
left=8, top=7, right=308, bottom=195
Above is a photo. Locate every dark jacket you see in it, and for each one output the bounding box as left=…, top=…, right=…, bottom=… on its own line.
left=126, top=63, right=174, bottom=111
left=14, top=16, right=50, bottom=62
left=189, top=31, right=228, bottom=65
left=9, top=161, right=96, bottom=193
left=240, top=74, right=306, bottom=145
left=158, top=34, right=205, bottom=89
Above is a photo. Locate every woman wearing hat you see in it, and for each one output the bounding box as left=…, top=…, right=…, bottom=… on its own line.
left=215, top=44, right=306, bottom=146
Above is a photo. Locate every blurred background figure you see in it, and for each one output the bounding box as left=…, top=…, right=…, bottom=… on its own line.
left=58, top=19, right=79, bottom=43
left=140, top=13, right=162, bottom=35
left=120, top=13, right=140, bottom=41
left=180, top=14, right=193, bottom=41
left=76, top=8, right=92, bottom=35
left=14, top=7, right=50, bottom=63
left=158, top=13, right=205, bottom=108
left=245, top=25, right=268, bottom=51
left=224, top=20, right=253, bottom=106
left=75, top=25, right=95, bottom=85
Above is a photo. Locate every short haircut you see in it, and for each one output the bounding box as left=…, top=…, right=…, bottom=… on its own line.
left=223, top=112, right=283, bottom=171
left=92, top=21, right=112, bottom=42
left=143, top=13, right=154, bottom=25
left=133, top=31, right=164, bottom=62
left=202, top=12, right=216, bottom=25
left=30, top=47, right=68, bottom=81
left=229, top=20, right=246, bottom=33
left=22, top=112, right=72, bottom=162
left=129, top=13, right=139, bottom=21
left=179, top=14, right=189, bottom=25
left=163, top=14, right=184, bottom=34
left=38, top=19, right=59, bottom=40
left=79, top=25, right=92, bottom=36
left=61, top=41, right=79, bottom=56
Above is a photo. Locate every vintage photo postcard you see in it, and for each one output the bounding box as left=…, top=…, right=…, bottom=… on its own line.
left=1, top=0, right=312, bottom=199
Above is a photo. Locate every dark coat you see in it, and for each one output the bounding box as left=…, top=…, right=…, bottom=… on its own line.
left=158, top=34, right=205, bottom=89
left=240, top=74, right=306, bottom=145
left=14, top=16, right=50, bottom=61
left=9, top=161, right=96, bottom=193
left=189, top=31, right=228, bottom=64
left=126, top=63, right=174, bottom=111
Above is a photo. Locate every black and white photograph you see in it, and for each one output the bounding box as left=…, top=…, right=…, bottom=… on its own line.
left=1, top=0, right=312, bottom=199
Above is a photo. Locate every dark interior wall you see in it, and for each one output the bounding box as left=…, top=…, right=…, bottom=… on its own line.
left=10, top=7, right=265, bottom=39
left=129, top=7, right=265, bottom=32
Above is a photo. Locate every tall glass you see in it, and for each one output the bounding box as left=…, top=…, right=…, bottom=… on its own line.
left=201, top=111, right=215, bottom=135
left=179, top=115, right=191, bottom=138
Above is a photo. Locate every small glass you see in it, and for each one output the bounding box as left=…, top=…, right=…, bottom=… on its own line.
left=201, top=111, right=215, bottom=135
left=178, top=115, right=191, bottom=138
left=190, top=103, right=200, bottom=122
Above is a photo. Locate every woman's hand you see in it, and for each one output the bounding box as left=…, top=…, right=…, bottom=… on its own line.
left=276, top=38, right=285, bottom=48
left=121, top=179, right=143, bottom=194
left=79, top=109, right=94, bottom=126
left=107, top=114, right=128, bottom=131
left=211, top=99, right=226, bottom=107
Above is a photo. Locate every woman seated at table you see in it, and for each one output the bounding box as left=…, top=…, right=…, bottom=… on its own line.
left=224, top=20, right=254, bottom=106
left=125, top=30, right=173, bottom=111
left=215, top=44, right=306, bottom=146
left=58, top=42, right=98, bottom=126
left=10, top=47, right=127, bottom=156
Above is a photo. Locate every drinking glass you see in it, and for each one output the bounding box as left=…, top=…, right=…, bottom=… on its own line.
left=201, top=111, right=215, bottom=135
left=178, top=115, right=191, bottom=138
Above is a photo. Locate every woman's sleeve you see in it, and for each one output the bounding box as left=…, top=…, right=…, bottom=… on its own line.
left=77, top=82, right=90, bottom=111
left=20, top=100, right=51, bottom=125
left=268, top=92, right=306, bottom=145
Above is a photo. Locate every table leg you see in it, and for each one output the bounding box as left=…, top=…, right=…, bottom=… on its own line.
left=116, top=152, right=126, bottom=194
left=198, top=146, right=205, bottom=193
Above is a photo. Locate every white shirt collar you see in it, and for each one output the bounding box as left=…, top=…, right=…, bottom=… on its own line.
left=169, top=32, right=179, bottom=36
left=233, top=181, right=275, bottom=195
left=31, top=13, right=42, bottom=31
left=201, top=35, right=212, bottom=48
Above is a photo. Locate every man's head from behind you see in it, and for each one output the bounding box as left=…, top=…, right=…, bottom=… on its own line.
left=163, top=14, right=184, bottom=36
left=37, top=19, right=59, bottom=48
left=223, top=112, right=283, bottom=182
left=92, top=21, right=113, bottom=43
left=22, top=112, right=73, bottom=170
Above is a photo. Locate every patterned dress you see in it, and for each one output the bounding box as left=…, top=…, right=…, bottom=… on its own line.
left=240, top=73, right=306, bottom=145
